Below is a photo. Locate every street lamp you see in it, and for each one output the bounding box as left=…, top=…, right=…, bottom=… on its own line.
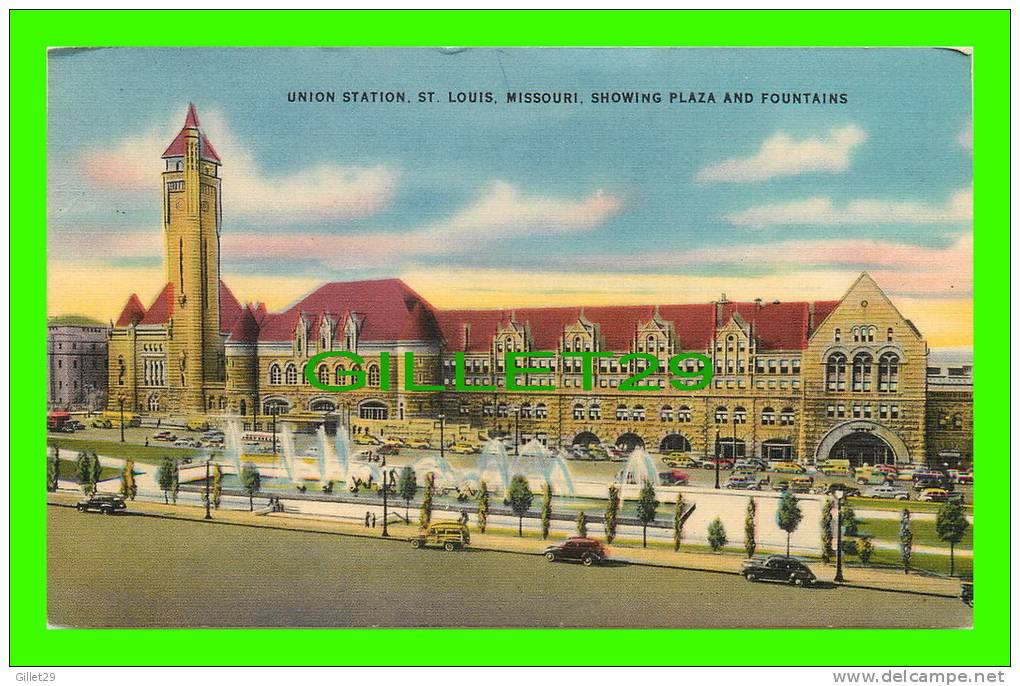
left=834, top=488, right=845, bottom=582
left=271, top=411, right=278, bottom=454
left=118, top=393, right=126, bottom=443
left=204, top=456, right=213, bottom=520
left=438, top=413, right=446, bottom=462
left=714, top=429, right=721, bottom=489
left=380, top=452, right=390, bottom=537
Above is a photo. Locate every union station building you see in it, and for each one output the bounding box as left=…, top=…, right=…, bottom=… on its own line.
left=107, top=105, right=974, bottom=467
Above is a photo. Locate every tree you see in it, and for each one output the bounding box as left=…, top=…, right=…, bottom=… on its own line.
left=859, top=536, right=874, bottom=566
left=820, top=498, right=835, bottom=563
left=477, top=480, right=489, bottom=533
left=47, top=454, right=60, bottom=493
left=899, top=508, right=913, bottom=574
left=397, top=466, right=417, bottom=520
left=240, top=463, right=261, bottom=511
left=935, top=499, right=969, bottom=577
left=540, top=482, right=553, bottom=539
left=419, top=473, right=435, bottom=529
left=605, top=484, right=620, bottom=544
left=840, top=499, right=859, bottom=537
left=576, top=510, right=588, bottom=538
left=707, top=517, right=727, bottom=552
left=156, top=457, right=177, bottom=504
left=120, top=459, right=136, bottom=500
left=744, top=498, right=757, bottom=559
left=776, top=491, right=803, bottom=557
left=635, top=481, right=659, bottom=548
left=672, top=492, right=685, bottom=552
left=89, top=453, right=103, bottom=496
left=212, top=464, right=223, bottom=509
left=505, top=475, right=534, bottom=537
left=75, top=451, right=92, bottom=494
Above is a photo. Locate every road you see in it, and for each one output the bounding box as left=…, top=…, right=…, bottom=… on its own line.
left=47, top=505, right=971, bottom=629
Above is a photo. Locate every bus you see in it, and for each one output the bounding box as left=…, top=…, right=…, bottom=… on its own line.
left=47, top=411, right=72, bottom=431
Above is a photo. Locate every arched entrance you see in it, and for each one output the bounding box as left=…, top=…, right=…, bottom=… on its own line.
left=358, top=400, right=389, bottom=420
left=309, top=398, right=337, bottom=413
left=815, top=421, right=908, bottom=466
left=615, top=432, right=645, bottom=453
left=659, top=433, right=692, bottom=453
left=572, top=431, right=600, bottom=447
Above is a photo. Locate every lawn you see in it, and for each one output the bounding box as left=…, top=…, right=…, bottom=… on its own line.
left=850, top=497, right=973, bottom=516
left=56, top=460, right=121, bottom=483
left=857, top=517, right=972, bottom=550
left=860, top=548, right=972, bottom=579
left=48, top=436, right=205, bottom=464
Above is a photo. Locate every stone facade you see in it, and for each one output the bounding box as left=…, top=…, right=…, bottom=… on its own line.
left=48, top=323, right=109, bottom=410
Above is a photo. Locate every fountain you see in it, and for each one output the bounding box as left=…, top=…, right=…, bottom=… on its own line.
left=222, top=418, right=245, bottom=476
left=278, top=422, right=297, bottom=482
left=617, top=447, right=658, bottom=487
left=410, top=453, right=459, bottom=489
left=460, top=438, right=575, bottom=495
left=332, top=423, right=352, bottom=480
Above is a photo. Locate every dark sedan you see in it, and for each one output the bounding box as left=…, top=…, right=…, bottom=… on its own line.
left=543, top=537, right=608, bottom=566
left=741, top=555, right=816, bottom=586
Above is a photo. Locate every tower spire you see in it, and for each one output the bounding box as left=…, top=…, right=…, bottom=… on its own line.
left=183, top=102, right=200, bottom=129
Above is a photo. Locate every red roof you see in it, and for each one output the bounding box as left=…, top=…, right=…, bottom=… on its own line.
left=161, top=103, right=221, bottom=164
left=139, top=283, right=174, bottom=325
left=256, top=279, right=440, bottom=344
left=114, top=294, right=146, bottom=327
left=219, top=281, right=244, bottom=333
left=227, top=305, right=261, bottom=343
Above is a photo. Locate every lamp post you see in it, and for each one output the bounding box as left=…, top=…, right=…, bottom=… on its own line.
left=510, top=404, right=521, bottom=456
left=380, top=453, right=390, bottom=537
left=714, top=429, right=721, bottom=489
left=834, top=488, right=845, bottom=582
left=204, top=456, right=212, bottom=520
left=118, top=393, right=126, bottom=443
left=271, top=411, right=278, bottom=454
left=438, top=413, right=446, bottom=462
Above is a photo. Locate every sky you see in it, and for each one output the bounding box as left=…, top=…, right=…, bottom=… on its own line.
left=47, top=48, right=973, bottom=346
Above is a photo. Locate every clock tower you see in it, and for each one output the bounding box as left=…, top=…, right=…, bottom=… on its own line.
left=161, top=103, right=223, bottom=412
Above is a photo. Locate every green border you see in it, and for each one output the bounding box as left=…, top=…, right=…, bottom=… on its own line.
left=11, top=9, right=1009, bottom=667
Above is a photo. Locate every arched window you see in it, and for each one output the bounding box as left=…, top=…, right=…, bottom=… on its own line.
left=616, top=404, right=628, bottom=421
left=646, top=335, right=656, bottom=353
left=780, top=407, right=795, bottom=426
left=334, top=364, right=347, bottom=386
left=317, top=364, right=329, bottom=385
left=834, top=328, right=841, bottom=343
left=302, top=364, right=311, bottom=384
left=535, top=403, right=548, bottom=419
left=677, top=405, right=692, bottom=423
left=866, top=326, right=876, bottom=342
left=633, top=405, right=645, bottom=421
left=851, top=327, right=860, bottom=343
left=269, top=363, right=282, bottom=385
left=852, top=353, right=873, bottom=392
left=826, top=353, right=847, bottom=392
left=761, top=406, right=776, bottom=425
left=733, top=406, right=747, bottom=424
left=367, top=364, right=380, bottom=387
left=263, top=398, right=291, bottom=415
left=284, top=363, right=298, bottom=385
left=660, top=405, right=673, bottom=421
left=714, top=406, right=728, bottom=424
left=520, top=402, right=533, bottom=419
left=497, top=403, right=508, bottom=418
left=148, top=394, right=160, bottom=412
left=572, top=402, right=585, bottom=420
left=573, top=335, right=581, bottom=352
left=588, top=403, right=601, bottom=421
left=878, top=352, right=900, bottom=392
left=482, top=401, right=494, bottom=416
left=886, top=327, right=894, bottom=342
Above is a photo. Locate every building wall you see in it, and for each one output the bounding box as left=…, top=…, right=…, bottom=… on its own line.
left=47, top=325, right=109, bottom=410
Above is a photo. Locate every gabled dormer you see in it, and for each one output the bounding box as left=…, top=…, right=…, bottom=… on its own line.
left=714, top=312, right=753, bottom=376
left=342, top=312, right=361, bottom=352
left=562, top=309, right=598, bottom=353
left=317, top=312, right=336, bottom=352
left=293, top=313, right=310, bottom=358
left=636, top=306, right=674, bottom=356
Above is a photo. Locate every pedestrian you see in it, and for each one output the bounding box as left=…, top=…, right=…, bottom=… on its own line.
left=144, top=438, right=149, bottom=447
left=365, top=511, right=371, bottom=527
left=371, top=513, right=377, bottom=528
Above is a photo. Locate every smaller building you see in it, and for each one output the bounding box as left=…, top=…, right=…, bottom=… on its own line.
left=925, top=348, right=974, bottom=467
left=47, top=317, right=109, bottom=411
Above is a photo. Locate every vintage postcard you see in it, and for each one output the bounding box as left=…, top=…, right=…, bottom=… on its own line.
left=46, top=47, right=973, bottom=629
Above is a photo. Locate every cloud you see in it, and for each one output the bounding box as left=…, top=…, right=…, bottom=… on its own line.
left=726, top=188, right=972, bottom=228
left=77, top=105, right=399, bottom=223
left=696, top=125, right=867, bottom=183
left=219, top=181, right=622, bottom=266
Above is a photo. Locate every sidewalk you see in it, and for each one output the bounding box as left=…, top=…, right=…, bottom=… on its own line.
left=48, top=492, right=963, bottom=599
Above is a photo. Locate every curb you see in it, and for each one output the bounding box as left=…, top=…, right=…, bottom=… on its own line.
left=47, top=500, right=961, bottom=599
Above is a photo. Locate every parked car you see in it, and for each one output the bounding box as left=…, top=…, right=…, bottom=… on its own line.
left=915, top=478, right=954, bottom=492
left=955, top=471, right=974, bottom=485
left=153, top=431, right=177, bottom=442
left=384, top=437, right=406, bottom=447
left=662, top=453, right=698, bottom=468
left=91, top=418, right=114, bottom=429
left=820, top=459, right=853, bottom=477
left=76, top=494, right=127, bottom=515
left=699, top=457, right=735, bottom=470
left=824, top=483, right=862, bottom=498
left=772, top=462, right=806, bottom=474
left=405, top=438, right=431, bottom=450
left=920, top=488, right=951, bottom=502
left=961, top=581, right=973, bottom=607
left=658, top=469, right=689, bottom=485
left=742, top=555, right=816, bottom=586
left=543, top=537, right=608, bottom=566
left=895, top=467, right=917, bottom=481
left=869, top=485, right=910, bottom=500
left=409, top=522, right=471, bottom=551
left=787, top=476, right=815, bottom=493
left=734, top=459, right=767, bottom=472
left=449, top=442, right=479, bottom=455
left=353, top=434, right=381, bottom=446
left=725, top=474, right=762, bottom=490
left=377, top=443, right=400, bottom=456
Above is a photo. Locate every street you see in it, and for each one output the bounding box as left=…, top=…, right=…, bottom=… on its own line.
left=47, top=505, right=971, bottom=629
